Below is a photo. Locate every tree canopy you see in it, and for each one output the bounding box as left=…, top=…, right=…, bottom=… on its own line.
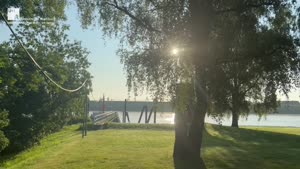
left=75, top=0, right=300, bottom=101
left=0, top=0, right=66, bottom=21
left=0, top=20, right=91, bottom=153
left=208, top=1, right=300, bottom=127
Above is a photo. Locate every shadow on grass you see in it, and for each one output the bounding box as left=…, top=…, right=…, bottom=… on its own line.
left=173, top=157, right=207, bottom=169
left=0, top=153, right=17, bottom=166
left=202, top=125, right=300, bottom=169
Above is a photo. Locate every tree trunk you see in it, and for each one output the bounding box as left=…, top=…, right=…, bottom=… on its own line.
left=173, top=110, right=206, bottom=169
left=172, top=0, right=213, bottom=168
left=231, top=74, right=239, bottom=128
left=173, top=65, right=208, bottom=169
left=231, top=108, right=239, bottom=128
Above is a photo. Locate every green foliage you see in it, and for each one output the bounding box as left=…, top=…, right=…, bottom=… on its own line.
left=0, top=20, right=92, bottom=153
left=0, top=110, right=9, bottom=130
left=76, top=0, right=193, bottom=101
left=0, top=0, right=66, bottom=21
left=0, top=130, right=9, bottom=152
left=67, top=115, right=91, bottom=125
left=207, top=1, right=300, bottom=126
left=175, top=83, right=194, bottom=113
left=0, top=44, right=11, bottom=152
left=0, top=110, right=9, bottom=152
left=0, top=0, right=92, bottom=155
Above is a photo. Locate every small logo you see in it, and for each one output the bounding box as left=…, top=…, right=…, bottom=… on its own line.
left=7, top=7, right=20, bottom=21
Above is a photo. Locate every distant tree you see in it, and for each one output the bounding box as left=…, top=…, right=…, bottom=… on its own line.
left=76, top=0, right=300, bottom=168
left=208, top=2, right=300, bottom=127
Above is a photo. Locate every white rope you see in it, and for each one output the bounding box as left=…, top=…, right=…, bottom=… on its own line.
left=1, top=12, right=87, bottom=92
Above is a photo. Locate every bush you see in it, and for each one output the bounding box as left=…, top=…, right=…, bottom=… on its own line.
left=0, top=131, right=9, bottom=152
left=0, top=110, right=9, bottom=152
left=67, top=116, right=91, bottom=125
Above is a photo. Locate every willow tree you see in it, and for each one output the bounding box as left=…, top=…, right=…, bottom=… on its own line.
left=76, top=0, right=298, bottom=168
left=208, top=1, right=300, bottom=128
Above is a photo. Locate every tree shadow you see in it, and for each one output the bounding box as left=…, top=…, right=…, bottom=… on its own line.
left=201, top=125, right=300, bottom=169
left=173, top=157, right=207, bottom=169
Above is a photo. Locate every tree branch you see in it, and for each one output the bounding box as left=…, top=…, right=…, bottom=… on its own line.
left=215, top=1, right=277, bottom=14
left=147, top=0, right=180, bottom=13
left=103, top=1, right=161, bottom=33
left=215, top=44, right=288, bottom=65
left=242, top=75, right=261, bottom=95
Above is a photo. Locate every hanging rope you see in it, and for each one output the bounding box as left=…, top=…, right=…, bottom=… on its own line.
left=0, top=12, right=87, bottom=92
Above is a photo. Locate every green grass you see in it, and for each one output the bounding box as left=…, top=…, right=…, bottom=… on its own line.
left=1, top=124, right=300, bottom=169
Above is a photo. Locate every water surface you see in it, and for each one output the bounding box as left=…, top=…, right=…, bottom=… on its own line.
left=91, top=111, right=300, bottom=127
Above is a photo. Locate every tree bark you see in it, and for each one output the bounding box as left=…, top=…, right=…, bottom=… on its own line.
left=173, top=110, right=206, bottom=169
left=172, top=0, right=213, bottom=168
left=231, top=108, right=239, bottom=128
left=231, top=73, right=239, bottom=128
left=173, top=66, right=208, bottom=169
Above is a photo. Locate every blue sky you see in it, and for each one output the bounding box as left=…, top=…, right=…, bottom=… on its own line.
left=63, top=4, right=132, bottom=101
left=0, top=3, right=299, bottom=102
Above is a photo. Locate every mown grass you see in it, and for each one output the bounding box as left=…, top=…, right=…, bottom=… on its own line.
left=203, top=125, right=300, bottom=169
left=1, top=123, right=300, bottom=169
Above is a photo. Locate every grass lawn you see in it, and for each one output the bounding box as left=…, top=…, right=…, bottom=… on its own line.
left=1, top=124, right=300, bottom=169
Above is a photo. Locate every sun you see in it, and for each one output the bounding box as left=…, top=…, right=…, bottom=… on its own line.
left=172, top=48, right=179, bottom=55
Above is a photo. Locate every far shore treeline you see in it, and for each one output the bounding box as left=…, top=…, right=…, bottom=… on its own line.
left=89, top=100, right=300, bottom=114
left=89, top=100, right=174, bottom=112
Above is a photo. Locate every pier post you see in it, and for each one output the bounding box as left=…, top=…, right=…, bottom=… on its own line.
left=138, top=106, right=145, bottom=123
left=85, top=96, right=88, bottom=136
left=147, top=108, right=153, bottom=123
left=126, top=111, right=130, bottom=123
left=123, top=99, right=127, bottom=123
left=154, top=108, right=157, bottom=124
left=153, top=99, right=157, bottom=124
left=102, top=94, right=105, bottom=114
left=145, top=106, right=148, bottom=123
left=82, top=96, right=86, bottom=138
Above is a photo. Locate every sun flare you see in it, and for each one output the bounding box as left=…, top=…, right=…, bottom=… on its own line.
left=172, top=48, right=179, bottom=55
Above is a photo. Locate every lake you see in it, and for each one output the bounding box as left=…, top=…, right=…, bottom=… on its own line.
left=91, top=111, right=300, bottom=127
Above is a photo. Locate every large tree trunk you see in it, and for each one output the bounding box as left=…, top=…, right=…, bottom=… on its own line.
left=173, top=65, right=208, bottom=169
left=173, top=106, right=206, bottom=169
left=172, top=0, right=213, bottom=168
left=231, top=75, right=239, bottom=128
left=231, top=108, right=239, bottom=128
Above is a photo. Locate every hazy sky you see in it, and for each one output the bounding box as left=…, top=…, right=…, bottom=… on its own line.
left=0, top=3, right=299, bottom=102
left=0, top=3, right=150, bottom=101
left=64, top=4, right=134, bottom=101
